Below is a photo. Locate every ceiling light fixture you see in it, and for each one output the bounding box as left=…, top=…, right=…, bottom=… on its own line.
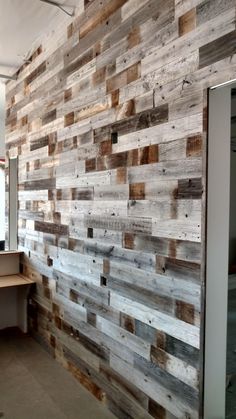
left=39, top=0, right=75, bottom=17
left=0, top=74, right=17, bottom=81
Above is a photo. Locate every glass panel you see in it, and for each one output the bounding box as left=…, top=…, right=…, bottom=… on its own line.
left=0, top=83, right=5, bottom=250
left=0, top=84, right=18, bottom=251
left=0, top=160, right=5, bottom=250
left=8, top=157, right=18, bottom=250
left=226, top=88, right=236, bottom=418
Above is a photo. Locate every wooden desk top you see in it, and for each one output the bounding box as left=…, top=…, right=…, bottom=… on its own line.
left=0, top=275, right=35, bottom=288
left=0, top=251, right=23, bottom=256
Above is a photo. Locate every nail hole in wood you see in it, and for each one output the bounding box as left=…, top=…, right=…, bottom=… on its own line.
left=100, top=275, right=107, bottom=287
left=111, top=132, right=118, bottom=144
left=87, top=228, right=93, bottom=238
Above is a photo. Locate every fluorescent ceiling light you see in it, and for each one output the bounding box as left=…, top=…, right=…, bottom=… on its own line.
left=39, top=0, right=75, bottom=16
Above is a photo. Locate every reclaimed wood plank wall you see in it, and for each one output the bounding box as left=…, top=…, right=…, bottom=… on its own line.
left=5, top=0, right=236, bottom=417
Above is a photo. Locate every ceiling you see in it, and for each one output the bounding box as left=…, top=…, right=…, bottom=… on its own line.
left=0, top=0, right=77, bottom=79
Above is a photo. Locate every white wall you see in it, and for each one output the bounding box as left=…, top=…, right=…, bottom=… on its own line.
left=204, top=84, right=231, bottom=419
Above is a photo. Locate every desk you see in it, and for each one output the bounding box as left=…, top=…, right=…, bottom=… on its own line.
left=0, top=274, right=34, bottom=288
left=0, top=274, right=35, bottom=333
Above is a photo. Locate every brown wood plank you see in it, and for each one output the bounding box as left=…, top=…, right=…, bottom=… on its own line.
left=34, top=221, right=69, bottom=236
left=179, top=8, right=196, bottom=37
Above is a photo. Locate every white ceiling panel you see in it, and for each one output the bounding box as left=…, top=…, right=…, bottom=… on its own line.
left=0, top=0, right=77, bottom=78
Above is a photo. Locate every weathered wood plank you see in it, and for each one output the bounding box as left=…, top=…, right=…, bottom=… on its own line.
left=94, top=104, right=168, bottom=142
left=110, top=292, right=200, bottom=348
left=179, top=8, right=196, bottom=36
left=110, top=354, right=198, bottom=418
left=199, top=30, right=236, bottom=69
left=34, top=221, right=69, bottom=236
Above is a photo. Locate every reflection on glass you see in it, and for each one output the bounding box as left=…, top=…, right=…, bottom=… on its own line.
left=0, top=159, right=5, bottom=250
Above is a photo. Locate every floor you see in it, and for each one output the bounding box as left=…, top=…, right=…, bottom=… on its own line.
left=1, top=327, right=235, bottom=419
left=226, top=377, right=236, bottom=419
left=0, top=330, right=115, bottom=419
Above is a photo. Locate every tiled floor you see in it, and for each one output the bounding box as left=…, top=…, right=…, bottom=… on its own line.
left=0, top=330, right=115, bottom=419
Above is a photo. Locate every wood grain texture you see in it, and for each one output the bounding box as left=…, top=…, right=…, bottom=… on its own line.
left=5, top=0, right=236, bottom=417
left=179, top=8, right=196, bottom=36
left=0, top=274, right=34, bottom=288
